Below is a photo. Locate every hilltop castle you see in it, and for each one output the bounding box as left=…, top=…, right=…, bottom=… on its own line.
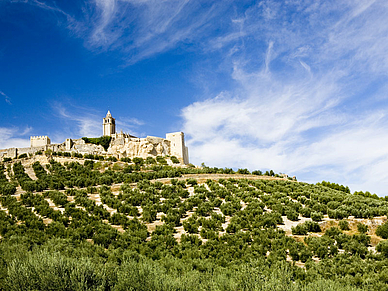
left=0, top=111, right=189, bottom=164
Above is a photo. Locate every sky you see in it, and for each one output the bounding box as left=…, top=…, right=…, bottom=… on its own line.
left=1, top=0, right=388, bottom=195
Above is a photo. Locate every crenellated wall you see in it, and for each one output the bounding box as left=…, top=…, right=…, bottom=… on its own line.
left=2, top=133, right=189, bottom=164
left=30, top=136, right=51, bottom=147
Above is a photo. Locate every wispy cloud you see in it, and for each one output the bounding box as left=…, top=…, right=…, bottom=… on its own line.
left=52, top=102, right=102, bottom=139
left=182, top=0, right=388, bottom=195
left=0, top=127, right=30, bottom=149
left=51, top=102, right=144, bottom=140
left=0, top=91, right=12, bottom=105
left=11, top=0, right=230, bottom=64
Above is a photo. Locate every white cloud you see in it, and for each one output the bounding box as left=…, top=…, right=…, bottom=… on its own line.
left=52, top=103, right=102, bottom=139
left=0, top=127, right=30, bottom=149
left=52, top=103, right=144, bottom=140
left=14, top=0, right=229, bottom=64
left=182, top=0, right=388, bottom=196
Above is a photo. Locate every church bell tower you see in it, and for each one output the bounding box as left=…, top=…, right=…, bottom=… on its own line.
left=103, top=110, right=116, bottom=136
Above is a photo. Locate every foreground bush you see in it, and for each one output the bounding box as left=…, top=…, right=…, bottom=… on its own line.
left=5, top=248, right=366, bottom=291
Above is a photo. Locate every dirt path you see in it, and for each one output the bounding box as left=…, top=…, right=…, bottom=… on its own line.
left=25, top=167, right=38, bottom=180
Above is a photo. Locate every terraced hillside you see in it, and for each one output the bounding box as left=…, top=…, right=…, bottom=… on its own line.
left=1, top=155, right=388, bottom=290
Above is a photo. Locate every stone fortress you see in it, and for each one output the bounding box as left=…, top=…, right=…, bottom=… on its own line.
left=0, top=111, right=189, bottom=164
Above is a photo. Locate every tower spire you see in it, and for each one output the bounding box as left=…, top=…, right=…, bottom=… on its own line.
left=103, top=110, right=116, bottom=136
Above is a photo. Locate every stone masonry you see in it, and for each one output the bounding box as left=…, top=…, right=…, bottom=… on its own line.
left=0, top=111, right=189, bottom=164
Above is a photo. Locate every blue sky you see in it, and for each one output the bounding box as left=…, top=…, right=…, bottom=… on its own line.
left=1, top=0, right=388, bottom=195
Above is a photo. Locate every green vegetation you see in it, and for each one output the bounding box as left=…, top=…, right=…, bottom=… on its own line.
left=317, top=181, right=351, bottom=193
left=1, top=158, right=388, bottom=290
left=170, top=155, right=180, bottom=164
left=82, top=136, right=112, bottom=151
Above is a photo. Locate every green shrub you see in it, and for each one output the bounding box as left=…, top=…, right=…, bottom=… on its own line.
left=311, top=211, right=323, bottom=222
left=357, top=223, right=368, bottom=234
left=252, top=170, right=262, bottom=175
left=5, top=250, right=108, bottom=291
left=376, top=222, right=388, bottom=239
left=82, top=136, right=112, bottom=151
left=186, top=178, right=198, bottom=186
left=170, top=156, right=180, bottom=164
left=377, top=240, right=388, bottom=258
left=132, top=157, right=144, bottom=165
left=120, top=157, right=132, bottom=163
left=156, top=156, right=167, bottom=165
left=237, top=168, right=250, bottom=174
left=339, top=220, right=350, bottom=231
left=286, top=209, right=299, bottom=221
left=292, top=224, right=308, bottom=235
left=145, top=157, right=156, bottom=164
left=107, top=156, right=118, bottom=162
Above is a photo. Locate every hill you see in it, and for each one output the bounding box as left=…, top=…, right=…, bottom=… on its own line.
left=1, top=154, right=388, bottom=290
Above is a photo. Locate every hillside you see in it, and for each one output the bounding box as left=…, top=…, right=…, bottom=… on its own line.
left=1, top=154, right=388, bottom=290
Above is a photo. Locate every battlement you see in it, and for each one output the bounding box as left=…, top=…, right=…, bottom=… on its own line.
left=30, top=136, right=50, bottom=140
left=30, top=136, right=51, bottom=147
left=1, top=111, right=190, bottom=164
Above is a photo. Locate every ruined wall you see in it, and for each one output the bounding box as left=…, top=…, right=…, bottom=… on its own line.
left=30, top=136, right=51, bottom=147
left=108, top=136, right=171, bottom=159
left=1, top=132, right=189, bottom=164
left=166, top=132, right=189, bottom=164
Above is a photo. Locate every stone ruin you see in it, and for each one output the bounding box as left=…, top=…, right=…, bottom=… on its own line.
left=0, top=111, right=189, bottom=164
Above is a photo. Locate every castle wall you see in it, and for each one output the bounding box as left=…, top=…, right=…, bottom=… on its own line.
left=72, top=143, right=106, bottom=155
left=2, top=112, right=189, bottom=164
left=108, top=136, right=171, bottom=159
left=31, top=136, right=51, bottom=147
left=166, top=132, right=189, bottom=164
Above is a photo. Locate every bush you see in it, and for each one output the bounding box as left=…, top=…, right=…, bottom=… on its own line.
left=120, top=157, right=132, bottom=163
left=18, top=153, right=28, bottom=159
left=286, top=209, right=299, bottom=221
left=132, top=157, right=144, bottom=166
left=377, top=240, right=388, bottom=258
left=252, top=170, right=262, bottom=175
left=292, top=224, right=308, bottom=235
left=291, top=221, right=321, bottom=235
left=311, top=212, right=323, bottom=222
left=339, top=220, right=350, bottom=231
left=237, top=168, right=250, bottom=174
left=0, top=183, right=16, bottom=196
left=357, top=223, right=368, bottom=234
left=82, top=136, right=111, bottom=151
left=156, top=156, right=167, bottom=165
left=186, top=178, right=198, bottom=186
left=145, top=157, right=156, bottom=164
left=107, top=156, right=118, bottom=162
left=5, top=250, right=107, bottom=291
left=376, top=222, right=388, bottom=239
left=170, top=156, right=180, bottom=164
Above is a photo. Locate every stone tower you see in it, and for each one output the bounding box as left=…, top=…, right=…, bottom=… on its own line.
left=166, top=132, right=189, bottom=164
left=103, top=111, right=116, bottom=136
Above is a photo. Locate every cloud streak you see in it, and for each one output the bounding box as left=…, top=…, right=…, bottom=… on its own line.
left=0, top=91, right=11, bottom=105
left=52, top=102, right=144, bottom=140
left=0, top=127, right=30, bottom=149
left=11, top=0, right=231, bottom=64
left=182, top=0, right=388, bottom=195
